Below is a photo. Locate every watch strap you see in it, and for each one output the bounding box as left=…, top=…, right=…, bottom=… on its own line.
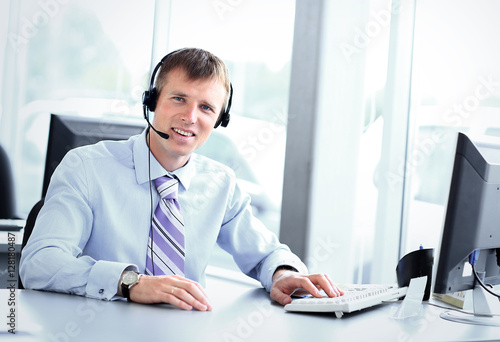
left=121, top=272, right=141, bottom=301
left=122, top=281, right=132, bottom=301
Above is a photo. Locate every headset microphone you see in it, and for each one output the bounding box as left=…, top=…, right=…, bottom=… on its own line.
left=142, top=100, right=170, bottom=140
left=146, top=120, right=170, bottom=140
left=150, top=125, right=170, bottom=140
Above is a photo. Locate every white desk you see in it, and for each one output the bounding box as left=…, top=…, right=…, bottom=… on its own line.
left=1, top=274, right=499, bottom=341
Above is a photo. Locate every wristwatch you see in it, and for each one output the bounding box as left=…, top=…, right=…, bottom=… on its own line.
left=121, top=271, right=142, bottom=301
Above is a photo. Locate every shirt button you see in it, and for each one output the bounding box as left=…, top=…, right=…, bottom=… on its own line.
left=99, top=289, right=104, bottom=294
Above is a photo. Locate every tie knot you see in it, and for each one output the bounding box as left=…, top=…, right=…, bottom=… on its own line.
left=154, top=176, right=178, bottom=200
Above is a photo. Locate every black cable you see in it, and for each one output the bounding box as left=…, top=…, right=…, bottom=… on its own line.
left=427, top=301, right=500, bottom=317
left=472, top=263, right=500, bottom=299
left=147, top=127, right=155, bottom=276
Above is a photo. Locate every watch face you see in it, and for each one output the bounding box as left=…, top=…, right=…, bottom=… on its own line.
left=123, top=271, right=138, bottom=285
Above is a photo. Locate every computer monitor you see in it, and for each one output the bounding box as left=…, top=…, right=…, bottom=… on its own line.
left=434, top=132, right=500, bottom=326
left=42, top=114, right=146, bottom=197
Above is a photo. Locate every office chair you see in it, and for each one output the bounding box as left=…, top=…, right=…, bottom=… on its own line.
left=18, top=198, right=45, bottom=290
left=0, top=144, right=16, bottom=219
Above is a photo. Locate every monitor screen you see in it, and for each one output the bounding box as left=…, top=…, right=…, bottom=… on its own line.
left=434, top=132, right=500, bottom=323
left=42, top=114, right=146, bottom=197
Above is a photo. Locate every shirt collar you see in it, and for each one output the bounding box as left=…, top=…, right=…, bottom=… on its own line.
left=133, top=130, right=193, bottom=191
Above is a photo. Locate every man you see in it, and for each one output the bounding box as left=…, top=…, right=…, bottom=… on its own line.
left=20, top=48, right=342, bottom=311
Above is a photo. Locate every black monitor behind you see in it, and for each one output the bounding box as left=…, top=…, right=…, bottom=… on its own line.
left=0, top=144, right=17, bottom=219
left=42, top=114, right=146, bottom=197
left=434, top=132, right=500, bottom=326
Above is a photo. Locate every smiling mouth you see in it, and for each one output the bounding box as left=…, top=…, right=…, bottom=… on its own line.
left=173, top=128, right=194, bottom=137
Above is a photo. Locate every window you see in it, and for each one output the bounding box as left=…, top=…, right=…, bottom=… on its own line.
left=281, top=0, right=416, bottom=284
left=403, top=0, right=500, bottom=255
left=1, top=0, right=155, bottom=216
left=1, top=0, right=296, bottom=272
left=285, top=0, right=500, bottom=283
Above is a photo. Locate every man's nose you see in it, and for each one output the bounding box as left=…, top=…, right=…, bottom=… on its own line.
left=182, top=104, right=197, bottom=124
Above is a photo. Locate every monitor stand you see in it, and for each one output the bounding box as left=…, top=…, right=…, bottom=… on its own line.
left=440, top=285, right=500, bottom=326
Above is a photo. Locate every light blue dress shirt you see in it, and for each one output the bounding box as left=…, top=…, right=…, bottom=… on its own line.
left=20, top=130, right=307, bottom=300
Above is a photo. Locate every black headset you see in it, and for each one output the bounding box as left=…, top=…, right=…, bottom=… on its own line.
left=142, top=50, right=233, bottom=129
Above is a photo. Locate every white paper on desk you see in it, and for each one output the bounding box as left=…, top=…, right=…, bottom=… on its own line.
left=389, top=276, right=427, bottom=319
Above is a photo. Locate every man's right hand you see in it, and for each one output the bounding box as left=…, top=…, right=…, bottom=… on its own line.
left=129, top=275, right=212, bottom=311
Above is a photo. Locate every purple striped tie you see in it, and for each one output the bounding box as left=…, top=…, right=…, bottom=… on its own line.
left=145, top=176, right=185, bottom=276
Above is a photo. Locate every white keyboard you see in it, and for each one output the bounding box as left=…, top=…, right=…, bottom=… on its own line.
left=284, top=284, right=408, bottom=318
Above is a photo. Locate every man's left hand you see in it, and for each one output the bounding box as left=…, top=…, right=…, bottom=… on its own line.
left=270, top=270, right=344, bottom=306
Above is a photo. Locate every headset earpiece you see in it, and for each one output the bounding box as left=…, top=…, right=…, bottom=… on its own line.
left=221, top=112, right=230, bottom=128
left=143, top=53, right=168, bottom=116
left=142, top=87, right=158, bottom=113
left=214, top=83, right=233, bottom=128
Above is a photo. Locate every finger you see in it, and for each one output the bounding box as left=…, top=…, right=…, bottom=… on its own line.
left=165, top=287, right=194, bottom=310
left=171, top=278, right=212, bottom=309
left=270, top=286, right=293, bottom=306
left=308, top=274, right=343, bottom=297
left=327, top=277, right=344, bottom=296
left=314, top=274, right=337, bottom=297
left=320, top=274, right=343, bottom=296
left=173, top=275, right=210, bottom=299
left=293, top=277, right=323, bottom=298
left=170, top=283, right=212, bottom=311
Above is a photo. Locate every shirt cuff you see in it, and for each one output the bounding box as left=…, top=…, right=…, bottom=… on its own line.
left=274, top=265, right=299, bottom=274
left=85, top=260, right=138, bottom=300
left=260, top=248, right=308, bottom=292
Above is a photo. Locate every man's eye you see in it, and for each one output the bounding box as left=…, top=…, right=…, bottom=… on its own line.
left=201, top=105, right=211, bottom=111
left=174, top=96, right=183, bottom=102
